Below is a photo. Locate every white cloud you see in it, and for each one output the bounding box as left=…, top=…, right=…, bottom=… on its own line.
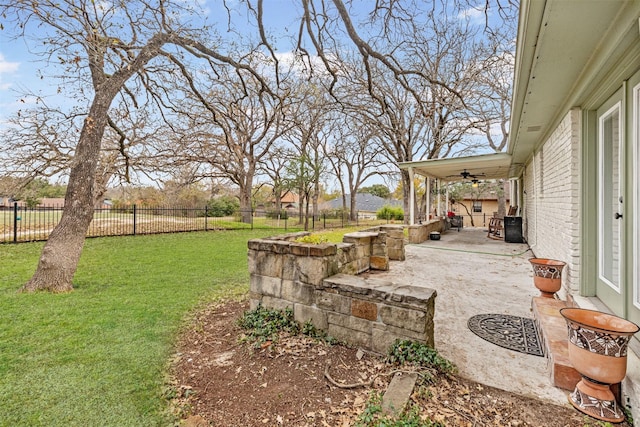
left=457, top=5, right=487, bottom=23
left=0, top=53, right=20, bottom=74
left=0, top=53, right=20, bottom=91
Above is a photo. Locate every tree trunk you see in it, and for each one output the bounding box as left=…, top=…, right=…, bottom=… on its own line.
left=239, top=185, right=253, bottom=224
left=304, top=196, right=310, bottom=231
left=20, top=96, right=112, bottom=293
left=497, top=180, right=507, bottom=217
left=350, top=192, right=358, bottom=222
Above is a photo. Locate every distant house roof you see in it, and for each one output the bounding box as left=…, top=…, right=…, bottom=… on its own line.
left=325, top=193, right=402, bottom=213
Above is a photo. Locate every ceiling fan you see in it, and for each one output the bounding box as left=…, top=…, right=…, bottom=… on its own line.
left=448, top=169, right=486, bottom=180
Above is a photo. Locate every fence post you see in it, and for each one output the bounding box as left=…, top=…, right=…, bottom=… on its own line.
left=251, top=209, right=254, bottom=230
left=133, top=204, right=137, bottom=236
left=204, top=206, right=208, bottom=231
left=13, top=202, right=18, bottom=243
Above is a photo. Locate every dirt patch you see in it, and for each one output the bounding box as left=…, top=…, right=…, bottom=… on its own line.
left=171, top=300, right=632, bottom=426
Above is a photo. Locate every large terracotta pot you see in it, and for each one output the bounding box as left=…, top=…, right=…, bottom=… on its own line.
left=529, top=258, right=566, bottom=298
left=560, top=308, right=639, bottom=423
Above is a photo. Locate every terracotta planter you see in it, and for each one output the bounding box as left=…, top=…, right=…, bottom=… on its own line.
left=560, top=308, right=639, bottom=423
left=529, top=258, right=566, bottom=298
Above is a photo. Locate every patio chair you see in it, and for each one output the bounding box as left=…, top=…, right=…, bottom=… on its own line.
left=487, top=206, right=517, bottom=239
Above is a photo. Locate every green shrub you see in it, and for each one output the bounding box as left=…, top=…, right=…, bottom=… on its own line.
left=387, top=340, right=455, bottom=374
left=354, top=392, right=444, bottom=427
left=238, top=305, right=336, bottom=347
left=295, top=234, right=329, bottom=244
left=266, top=209, right=288, bottom=219
left=207, top=196, right=239, bottom=217
left=377, top=205, right=404, bottom=220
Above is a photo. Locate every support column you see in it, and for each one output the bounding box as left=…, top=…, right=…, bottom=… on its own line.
left=409, top=167, right=415, bottom=225
left=426, top=178, right=431, bottom=220
left=436, top=179, right=441, bottom=218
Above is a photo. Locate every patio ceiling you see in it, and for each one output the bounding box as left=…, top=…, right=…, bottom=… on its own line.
left=397, top=152, right=512, bottom=182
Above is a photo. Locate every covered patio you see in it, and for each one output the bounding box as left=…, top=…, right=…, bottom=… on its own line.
left=398, top=152, right=520, bottom=225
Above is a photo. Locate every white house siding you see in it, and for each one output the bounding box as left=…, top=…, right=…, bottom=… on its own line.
left=522, top=109, right=582, bottom=296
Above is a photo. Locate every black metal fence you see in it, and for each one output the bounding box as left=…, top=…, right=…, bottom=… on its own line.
left=1, top=203, right=385, bottom=244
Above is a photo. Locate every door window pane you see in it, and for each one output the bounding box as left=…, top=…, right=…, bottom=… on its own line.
left=598, top=103, right=622, bottom=291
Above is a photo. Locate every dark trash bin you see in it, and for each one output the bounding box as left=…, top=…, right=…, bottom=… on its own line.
left=504, top=216, right=523, bottom=243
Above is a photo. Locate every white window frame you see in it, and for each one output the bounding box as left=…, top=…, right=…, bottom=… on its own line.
left=633, top=83, right=640, bottom=309
left=598, top=101, right=623, bottom=292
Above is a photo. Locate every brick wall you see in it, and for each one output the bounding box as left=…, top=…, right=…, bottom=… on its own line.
left=522, top=109, right=582, bottom=295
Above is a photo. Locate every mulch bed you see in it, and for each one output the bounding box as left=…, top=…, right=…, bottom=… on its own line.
left=170, top=300, right=631, bottom=427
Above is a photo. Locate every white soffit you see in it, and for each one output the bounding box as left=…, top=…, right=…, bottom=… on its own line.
left=398, top=153, right=512, bottom=182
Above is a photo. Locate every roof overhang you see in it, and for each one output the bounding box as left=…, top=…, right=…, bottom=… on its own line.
left=398, top=152, right=512, bottom=182
left=400, top=1, right=639, bottom=181
left=509, top=0, right=639, bottom=173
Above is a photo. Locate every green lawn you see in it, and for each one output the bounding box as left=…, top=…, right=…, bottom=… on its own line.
left=0, top=230, right=275, bottom=427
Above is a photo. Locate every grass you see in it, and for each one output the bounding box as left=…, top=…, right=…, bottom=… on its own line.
left=0, top=230, right=275, bottom=427
left=310, top=223, right=394, bottom=243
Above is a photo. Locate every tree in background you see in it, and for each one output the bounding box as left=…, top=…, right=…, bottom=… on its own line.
left=360, top=184, right=391, bottom=200
left=283, top=155, right=323, bottom=231
left=1, top=0, right=274, bottom=292
left=0, top=0, right=517, bottom=292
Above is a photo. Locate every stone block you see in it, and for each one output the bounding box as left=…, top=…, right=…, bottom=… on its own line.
left=249, top=250, right=283, bottom=277
left=351, top=299, right=378, bottom=321
left=281, top=280, right=314, bottom=305
left=289, top=243, right=310, bottom=256
left=342, top=233, right=374, bottom=245
left=261, top=296, right=293, bottom=311
left=281, top=254, right=297, bottom=281
left=339, top=261, right=358, bottom=275
left=379, top=225, right=404, bottom=239
left=379, top=305, right=426, bottom=333
left=250, top=275, right=282, bottom=297
left=249, top=298, right=261, bottom=311
left=315, top=291, right=352, bottom=314
left=370, top=256, right=389, bottom=271
left=295, top=257, right=338, bottom=287
left=355, top=244, right=371, bottom=259
left=382, top=372, right=418, bottom=415
left=328, top=324, right=371, bottom=348
left=309, top=244, right=337, bottom=257
left=387, top=247, right=405, bottom=261
left=373, top=322, right=433, bottom=347
left=294, top=304, right=328, bottom=330
left=247, top=240, right=262, bottom=251
left=272, top=241, right=291, bottom=254
left=328, top=312, right=371, bottom=334
left=356, top=257, right=370, bottom=274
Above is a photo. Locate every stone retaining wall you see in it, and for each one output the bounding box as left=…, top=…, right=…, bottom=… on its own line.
left=407, top=219, right=445, bottom=244
left=248, top=229, right=436, bottom=353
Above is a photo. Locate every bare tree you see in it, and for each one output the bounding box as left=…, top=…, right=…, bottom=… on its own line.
left=259, top=144, right=295, bottom=213
left=1, top=0, right=274, bottom=292
left=323, top=115, right=387, bottom=220
left=1, top=0, right=517, bottom=292
left=170, top=69, right=288, bottom=223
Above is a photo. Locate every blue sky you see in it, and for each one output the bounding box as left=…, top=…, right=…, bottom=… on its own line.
left=0, top=0, right=308, bottom=124
left=0, top=1, right=494, bottom=126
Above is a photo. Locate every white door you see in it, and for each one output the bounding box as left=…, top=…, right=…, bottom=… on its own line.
left=596, top=97, right=624, bottom=314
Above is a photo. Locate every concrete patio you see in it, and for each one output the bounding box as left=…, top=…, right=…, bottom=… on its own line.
left=372, top=226, right=571, bottom=405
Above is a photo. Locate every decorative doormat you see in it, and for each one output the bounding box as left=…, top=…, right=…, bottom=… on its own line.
left=467, top=314, right=544, bottom=357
